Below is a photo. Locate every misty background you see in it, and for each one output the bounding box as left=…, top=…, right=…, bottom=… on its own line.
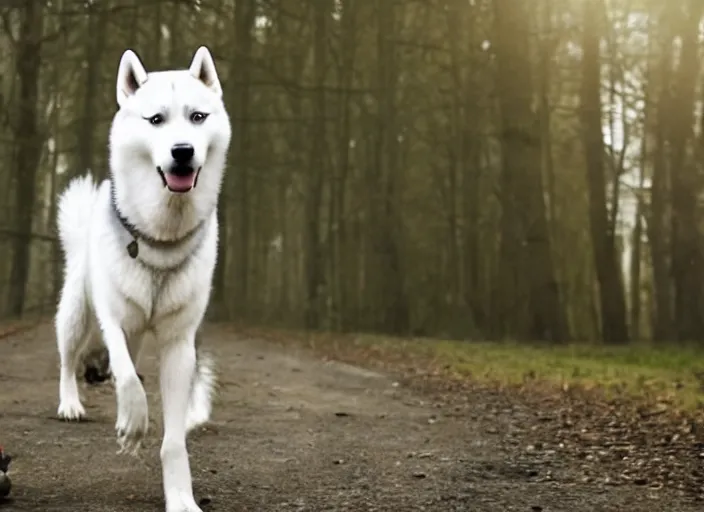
left=0, top=0, right=700, bottom=345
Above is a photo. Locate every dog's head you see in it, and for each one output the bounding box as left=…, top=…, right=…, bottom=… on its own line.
left=109, top=47, right=231, bottom=234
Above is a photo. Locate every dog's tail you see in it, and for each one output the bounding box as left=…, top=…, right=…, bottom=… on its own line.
left=185, top=343, right=217, bottom=434
left=57, top=174, right=99, bottom=259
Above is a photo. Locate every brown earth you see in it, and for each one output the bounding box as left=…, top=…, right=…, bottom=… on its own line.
left=0, top=323, right=703, bottom=511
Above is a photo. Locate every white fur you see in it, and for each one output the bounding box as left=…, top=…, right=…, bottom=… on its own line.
left=55, top=46, right=231, bottom=512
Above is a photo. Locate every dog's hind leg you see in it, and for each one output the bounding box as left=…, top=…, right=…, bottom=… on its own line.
left=56, top=281, right=92, bottom=421
left=159, top=337, right=202, bottom=512
left=82, top=332, right=111, bottom=384
left=82, top=331, right=146, bottom=385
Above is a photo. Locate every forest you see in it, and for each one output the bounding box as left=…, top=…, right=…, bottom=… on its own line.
left=0, top=0, right=701, bottom=345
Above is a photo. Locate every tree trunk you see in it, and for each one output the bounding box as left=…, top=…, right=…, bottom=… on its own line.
left=78, top=4, right=108, bottom=178
left=148, top=0, right=163, bottom=66
left=668, top=0, right=704, bottom=341
left=227, top=0, right=255, bottom=318
left=648, top=22, right=674, bottom=342
left=49, top=57, right=61, bottom=307
left=368, top=0, right=409, bottom=334
left=630, top=27, right=653, bottom=342
left=579, top=0, right=629, bottom=343
left=303, top=0, right=330, bottom=328
left=493, top=0, right=569, bottom=341
left=332, top=0, right=357, bottom=331
left=208, top=0, right=226, bottom=316
left=7, top=0, right=44, bottom=317
left=169, top=0, right=183, bottom=63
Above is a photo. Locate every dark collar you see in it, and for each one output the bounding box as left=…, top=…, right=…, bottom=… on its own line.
left=109, top=180, right=205, bottom=259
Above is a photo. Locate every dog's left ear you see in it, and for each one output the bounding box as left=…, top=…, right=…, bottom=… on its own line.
left=189, top=46, right=222, bottom=97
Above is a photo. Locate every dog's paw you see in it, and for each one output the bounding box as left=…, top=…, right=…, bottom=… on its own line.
left=115, top=376, right=149, bottom=455
left=57, top=398, right=86, bottom=421
left=165, top=493, right=202, bottom=512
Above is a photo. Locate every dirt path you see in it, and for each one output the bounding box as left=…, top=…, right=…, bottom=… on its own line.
left=0, top=324, right=701, bottom=511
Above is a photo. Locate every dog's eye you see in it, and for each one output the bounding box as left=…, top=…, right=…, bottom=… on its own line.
left=190, top=112, right=209, bottom=124
left=147, top=114, right=165, bottom=126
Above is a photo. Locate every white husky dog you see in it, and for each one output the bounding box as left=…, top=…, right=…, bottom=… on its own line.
left=54, top=46, right=231, bottom=512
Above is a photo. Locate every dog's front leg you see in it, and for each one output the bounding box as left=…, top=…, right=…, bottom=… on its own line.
left=160, top=337, right=201, bottom=512
left=102, top=323, right=149, bottom=455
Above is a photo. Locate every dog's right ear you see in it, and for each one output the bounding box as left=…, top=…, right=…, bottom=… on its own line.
left=189, top=46, right=222, bottom=97
left=116, top=50, right=148, bottom=107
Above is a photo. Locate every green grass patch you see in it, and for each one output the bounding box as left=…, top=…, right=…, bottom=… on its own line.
left=239, top=324, right=704, bottom=412
left=300, top=332, right=704, bottom=411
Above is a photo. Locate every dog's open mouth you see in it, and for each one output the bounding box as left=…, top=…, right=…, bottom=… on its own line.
left=157, top=165, right=201, bottom=193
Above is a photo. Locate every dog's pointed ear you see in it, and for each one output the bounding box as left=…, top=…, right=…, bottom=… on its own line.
left=189, top=46, right=222, bottom=97
left=116, top=50, right=148, bottom=107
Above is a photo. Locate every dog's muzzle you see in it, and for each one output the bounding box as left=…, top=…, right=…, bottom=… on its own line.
left=157, top=143, right=201, bottom=193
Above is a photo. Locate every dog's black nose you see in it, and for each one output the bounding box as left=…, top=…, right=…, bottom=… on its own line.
left=171, top=143, right=194, bottom=164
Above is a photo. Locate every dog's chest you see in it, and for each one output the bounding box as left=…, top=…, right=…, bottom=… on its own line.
left=119, top=264, right=199, bottom=333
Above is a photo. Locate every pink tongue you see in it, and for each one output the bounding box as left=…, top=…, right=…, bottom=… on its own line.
left=164, top=172, right=196, bottom=192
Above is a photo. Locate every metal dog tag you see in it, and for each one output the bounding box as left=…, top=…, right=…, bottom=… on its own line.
left=127, top=240, right=139, bottom=258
